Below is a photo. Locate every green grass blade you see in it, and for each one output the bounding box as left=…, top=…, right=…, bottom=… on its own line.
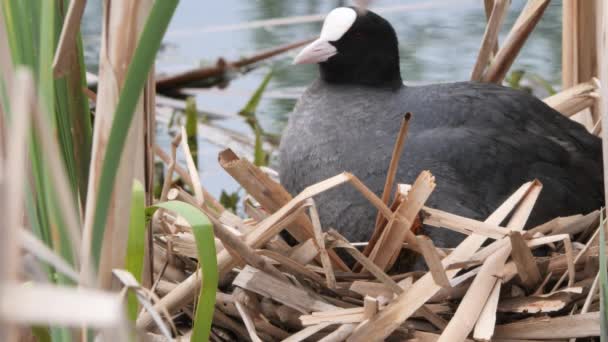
left=253, top=123, right=267, bottom=166
left=239, top=69, right=273, bottom=119
left=90, top=0, right=179, bottom=267
left=185, top=97, right=198, bottom=167
left=151, top=201, right=217, bottom=342
left=31, top=326, right=51, bottom=342
left=126, top=181, right=146, bottom=321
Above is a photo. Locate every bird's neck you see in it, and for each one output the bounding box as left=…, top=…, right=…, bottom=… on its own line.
left=319, top=57, right=403, bottom=89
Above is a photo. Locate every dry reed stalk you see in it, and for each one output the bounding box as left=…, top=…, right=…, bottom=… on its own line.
left=493, top=312, right=600, bottom=339
left=367, top=171, right=435, bottom=271
left=543, top=80, right=598, bottom=117
left=143, top=69, right=157, bottom=287
left=348, top=181, right=536, bottom=341
left=159, top=134, right=182, bottom=201
left=509, top=231, right=542, bottom=290
left=319, top=324, right=356, bottom=342
left=209, top=213, right=288, bottom=282
left=81, top=0, right=152, bottom=288
left=1, top=69, right=34, bottom=342
left=422, top=207, right=511, bottom=239
left=218, top=149, right=348, bottom=270
left=258, top=250, right=325, bottom=284
left=416, top=235, right=451, bottom=288
left=359, top=185, right=409, bottom=272
left=52, top=0, right=87, bottom=77
left=234, top=298, right=263, bottom=342
left=562, top=0, right=577, bottom=88
left=483, top=0, right=500, bottom=54
left=563, top=0, right=600, bottom=126
left=473, top=281, right=501, bottom=341
left=156, top=38, right=314, bottom=91
left=463, top=181, right=542, bottom=341
left=600, top=0, right=608, bottom=208
left=180, top=126, right=204, bottom=205
left=234, top=266, right=336, bottom=314
left=329, top=231, right=402, bottom=295
left=0, top=284, right=129, bottom=340
left=156, top=144, right=226, bottom=214
left=373, top=113, right=411, bottom=230
left=482, top=0, right=549, bottom=83
left=281, top=323, right=334, bottom=342
left=471, top=0, right=509, bottom=81
left=307, top=199, right=336, bottom=289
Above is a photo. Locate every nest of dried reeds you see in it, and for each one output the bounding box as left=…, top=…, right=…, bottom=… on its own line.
left=143, top=133, right=604, bottom=341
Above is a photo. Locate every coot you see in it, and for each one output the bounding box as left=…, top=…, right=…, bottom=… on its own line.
left=279, top=7, right=603, bottom=248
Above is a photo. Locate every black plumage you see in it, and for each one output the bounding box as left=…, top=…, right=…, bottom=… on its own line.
left=279, top=7, right=603, bottom=249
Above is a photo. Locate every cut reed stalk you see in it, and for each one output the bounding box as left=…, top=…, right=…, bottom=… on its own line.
left=471, top=0, right=509, bottom=81
left=482, top=0, right=549, bottom=83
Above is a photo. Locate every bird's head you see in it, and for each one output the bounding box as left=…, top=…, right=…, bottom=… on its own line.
left=294, top=7, right=402, bottom=89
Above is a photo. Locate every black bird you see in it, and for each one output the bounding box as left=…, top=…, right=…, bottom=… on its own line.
left=279, top=7, right=603, bottom=249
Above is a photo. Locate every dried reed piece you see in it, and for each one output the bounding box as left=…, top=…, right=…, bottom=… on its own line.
left=307, top=199, right=336, bottom=289
left=329, top=230, right=403, bottom=295
left=0, top=284, right=129, bottom=340
left=367, top=171, right=436, bottom=271
left=52, top=0, right=87, bottom=77
left=209, top=214, right=288, bottom=282
left=562, top=0, right=600, bottom=125
left=160, top=134, right=182, bottom=201
left=257, top=250, right=325, bottom=285
left=422, top=207, right=511, bottom=239
left=218, top=148, right=348, bottom=270
left=360, top=184, right=407, bottom=264
left=543, top=80, right=599, bottom=117
left=462, top=181, right=541, bottom=341
left=473, top=281, right=501, bottom=341
left=471, top=0, right=509, bottom=81
left=483, top=0, right=501, bottom=54
left=482, top=0, right=550, bottom=83
left=493, top=312, right=600, bottom=339
left=234, top=292, right=263, bottom=342
left=282, top=323, right=334, bottom=342
left=373, top=113, right=411, bottom=230
left=233, top=266, right=336, bottom=314
left=1, top=69, right=34, bottom=342
left=509, top=231, right=541, bottom=290
left=551, top=225, right=601, bottom=291
left=180, top=126, right=204, bottom=205
left=416, top=235, right=451, bottom=288
left=348, top=181, right=536, bottom=341
left=319, top=324, right=356, bottom=342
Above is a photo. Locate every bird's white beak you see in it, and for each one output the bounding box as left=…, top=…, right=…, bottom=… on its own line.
left=293, top=38, right=338, bottom=65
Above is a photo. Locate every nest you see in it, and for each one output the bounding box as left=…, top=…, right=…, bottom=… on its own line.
left=145, top=141, right=604, bottom=341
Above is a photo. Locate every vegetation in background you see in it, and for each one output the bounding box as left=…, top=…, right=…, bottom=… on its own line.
left=506, top=69, right=557, bottom=96
left=220, top=189, right=240, bottom=213
left=239, top=69, right=274, bottom=167
left=185, top=96, right=199, bottom=167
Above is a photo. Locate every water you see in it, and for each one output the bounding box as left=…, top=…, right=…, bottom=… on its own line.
left=82, top=0, right=563, bottom=197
